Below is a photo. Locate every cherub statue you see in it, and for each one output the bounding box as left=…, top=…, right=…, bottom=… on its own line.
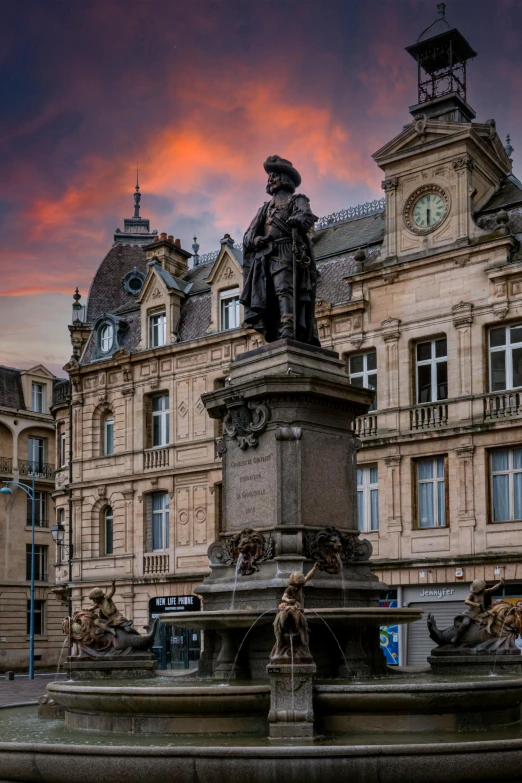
left=451, top=577, right=504, bottom=643
left=271, top=563, right=319, bottom=663
left=88, top=579, right=132, bottom=636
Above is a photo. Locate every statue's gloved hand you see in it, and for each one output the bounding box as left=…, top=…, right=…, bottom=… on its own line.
left=286, top=216, right=301, bottom=229
left=254, top=235, right=269, bottom=249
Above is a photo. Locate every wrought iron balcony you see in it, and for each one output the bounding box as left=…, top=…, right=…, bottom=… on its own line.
left=0, top=456, right=12, bottom=474
left=18, top=461, right=55, bottom=480
left=52, top=379, right=72, bottom=407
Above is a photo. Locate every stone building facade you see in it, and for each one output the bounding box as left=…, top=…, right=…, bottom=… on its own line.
left=53, top=6, right=522, bottom=667
left=0, top=364, right=62, bottom=669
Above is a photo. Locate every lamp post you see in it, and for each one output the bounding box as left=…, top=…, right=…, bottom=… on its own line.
left=1, top=473, right=36, bottom=679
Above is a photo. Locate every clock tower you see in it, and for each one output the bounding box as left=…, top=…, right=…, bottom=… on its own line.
left=373, top=3, right=512, bottom=263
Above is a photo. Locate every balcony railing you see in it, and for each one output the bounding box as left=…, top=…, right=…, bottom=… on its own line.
left=484, top=392, right=522, bottom=421
left=18, top=461, right=55, bottom=480
left=0, top=456, right=12, bottom=474
left=410, top=402, right=448, bottom=430
left=27, top=518, right=49, bottom=528
left=143, top=447, right=170, bottom=470
left=143, top=553, right=169, bottom=575
left=355, top=414, right=378, bottom=438
left=52, top=379, right=72, bottom=407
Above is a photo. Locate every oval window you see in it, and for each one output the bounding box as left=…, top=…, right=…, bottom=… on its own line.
left=100, top=323, right=114, bottom=353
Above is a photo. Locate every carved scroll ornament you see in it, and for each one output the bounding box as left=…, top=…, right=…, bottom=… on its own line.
left=222, top=396, right=269, bottom=450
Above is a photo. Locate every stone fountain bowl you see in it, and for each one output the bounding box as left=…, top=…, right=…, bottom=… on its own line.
left=158, top=606, right=422, bottom=630
left=47, top=680, right=271, bottom=734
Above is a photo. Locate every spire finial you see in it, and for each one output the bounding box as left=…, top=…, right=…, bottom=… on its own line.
left=192, top=235, right=200, bottom=266
left=505, top=134, right=514, bottom=163
left=436, top=2, right=446, bottom=18
left=133, top=163, right=141, bottom=219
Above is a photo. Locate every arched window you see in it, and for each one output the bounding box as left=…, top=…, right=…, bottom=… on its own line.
left=104, top=506, right=114, bottom=555
left=100, top=323, right=114, bottom=353
left=103, top=415, right=114, bottom=456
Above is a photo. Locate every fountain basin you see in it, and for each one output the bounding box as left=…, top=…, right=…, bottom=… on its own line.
left=4, top=705, right=522, bottom=783
left=159, top=606, right=422, bottom=630
left=315, top=675, right=522, bottom=733
left=47, top=680, right=270, bottom=734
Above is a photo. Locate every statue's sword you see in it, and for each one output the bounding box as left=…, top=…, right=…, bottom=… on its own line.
left=292, top=227, right=298, bottom=340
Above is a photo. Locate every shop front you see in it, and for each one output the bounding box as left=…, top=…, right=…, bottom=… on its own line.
left=149, top=595, right=201, bottom=670
left=403, top=584, right=469, bottom=666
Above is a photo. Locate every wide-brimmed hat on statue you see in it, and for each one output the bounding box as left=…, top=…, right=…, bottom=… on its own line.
left=263, top=155, right=301, bottom=188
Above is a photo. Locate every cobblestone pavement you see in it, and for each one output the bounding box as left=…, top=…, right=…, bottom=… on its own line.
left=0, top=674, right=65, bottom=707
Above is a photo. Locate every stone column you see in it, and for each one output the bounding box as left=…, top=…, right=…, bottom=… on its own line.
left=381, top=318, right=401, bottom=431
left=384, top=455, right=402, bottom=560
left=455, top=444, right=476, bottom=555
left=122, top=488, right=134, bottom=554
left=382, top=177, right=399, bottom=259
left=452, top=302, right=474, bottom=396
left=452, top=154, right=475, bottom=240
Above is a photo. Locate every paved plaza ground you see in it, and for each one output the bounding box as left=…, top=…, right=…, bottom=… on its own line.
left=0, top=674, right=66, bottom=707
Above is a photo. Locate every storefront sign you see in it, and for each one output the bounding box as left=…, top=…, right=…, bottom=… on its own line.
left=149, top=595, right=201, bottom=619
left=403, top=584, right=469, bottom=605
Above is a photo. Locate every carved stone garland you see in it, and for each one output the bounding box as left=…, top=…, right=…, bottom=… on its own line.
left=303, top=526, right=372, bottom=574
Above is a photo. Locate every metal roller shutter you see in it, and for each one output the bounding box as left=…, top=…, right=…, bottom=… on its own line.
left=406, top=601, right=462, bottom=666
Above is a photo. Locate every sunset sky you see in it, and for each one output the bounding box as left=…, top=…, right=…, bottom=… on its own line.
left=1, top=0, right=521, bottom=375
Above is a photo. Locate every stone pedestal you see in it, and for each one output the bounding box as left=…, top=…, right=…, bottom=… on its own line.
left=267, top=662, right=316, bottom=740
left=428, top=651, right=522, bottom=676
left=196, top=339, right=384, bottom=679
left=67, top=654, right=157, bottom=680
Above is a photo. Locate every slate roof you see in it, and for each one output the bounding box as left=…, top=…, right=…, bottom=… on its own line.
left=313, top=212, right=385, bottom=260
left=479, top=175, right=522, bottom=214
left=0, top=366, right=25, bottom=409
left=178, top=294, right=212, bottom=342
left=86, top=243, right=148, bottom=322
left=80, top=172, right=522, bottom=365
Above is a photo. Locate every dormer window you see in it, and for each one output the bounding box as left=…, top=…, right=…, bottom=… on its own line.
left=31, top=382, right=45, bottom=413
left=149, top=312, right=166, bottom=348
left=123, top=269, right=146, bottom=296
left=220, top=288, right=240, bottom=331
left=92, top=314, right=126, bottom=360
left=100, top=323, right=114, bottom=353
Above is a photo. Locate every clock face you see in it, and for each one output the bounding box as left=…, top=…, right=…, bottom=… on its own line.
left=412, top=192, right=446, bottom=229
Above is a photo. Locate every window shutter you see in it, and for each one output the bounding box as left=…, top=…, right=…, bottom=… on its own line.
left=145, top=494, right=153, bottom=552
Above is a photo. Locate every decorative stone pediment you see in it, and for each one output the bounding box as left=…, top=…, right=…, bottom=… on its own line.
left=205, top=237, right=244, bottom=334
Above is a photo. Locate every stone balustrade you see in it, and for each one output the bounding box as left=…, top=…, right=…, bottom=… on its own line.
left=143, top=447, right=170, bottom=470
left=355, top=414, right=378, bottom=438
left=409, top=402, right=449, bottom=430
left=143, top=553, right=170, bottom=575
left=483, top=391, right=522, bottom=421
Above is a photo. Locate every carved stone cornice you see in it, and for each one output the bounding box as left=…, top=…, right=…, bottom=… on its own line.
left=452, top=154, right=475, bottom=171
left=452, top=301, right=474, bottom=328
left=381, top=177, right=398, bottom=193
left=121, top=386, right=135, bottom=396
left=381, top=317, right=401, bottom=343
left=382, top=267, right=399, bottom=285
left=493, top=303, right=509, bottom=321
left=384, top=454, right=401, bottom=468
left=455, top=445, right=475, bottom=460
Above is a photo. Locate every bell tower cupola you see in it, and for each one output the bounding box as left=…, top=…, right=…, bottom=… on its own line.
left=406, top=2, right=477, bottom=123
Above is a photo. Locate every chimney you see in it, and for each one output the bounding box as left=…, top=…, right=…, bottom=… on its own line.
left=143, top=232, right=191, bottom=278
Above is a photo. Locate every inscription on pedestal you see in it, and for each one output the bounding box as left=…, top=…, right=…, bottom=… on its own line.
left=224, top=438, right=276, bottom=531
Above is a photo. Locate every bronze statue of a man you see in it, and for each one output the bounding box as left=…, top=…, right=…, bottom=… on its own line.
left=240, top=155, right=320, bottom=345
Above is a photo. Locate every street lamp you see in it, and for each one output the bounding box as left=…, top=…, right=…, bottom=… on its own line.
left=0, top=475, right=36, bottom=679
